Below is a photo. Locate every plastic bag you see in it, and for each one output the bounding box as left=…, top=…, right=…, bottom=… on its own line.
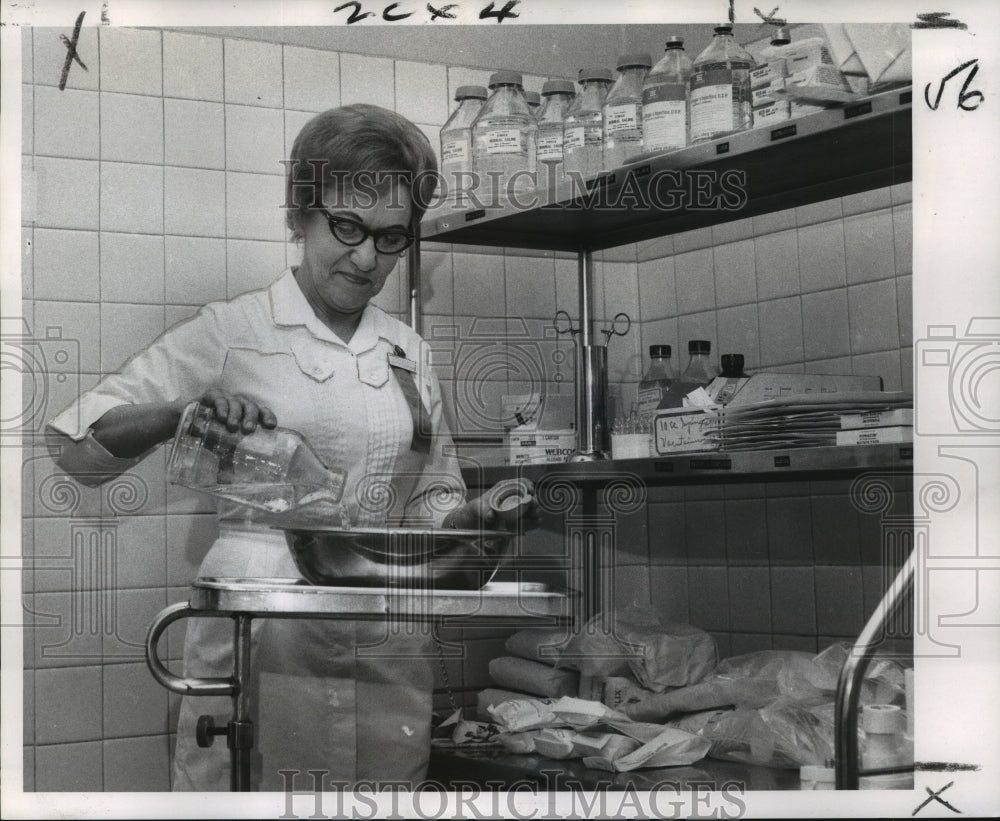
left=610, top=648, right=845, bottom=721
left=561, top=606, right=718, bottom=692
left=699, top=698, right=836, bottom=769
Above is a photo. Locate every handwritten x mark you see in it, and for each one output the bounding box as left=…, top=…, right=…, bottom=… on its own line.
left=58, top=11, right=88, bottom=91
left=912, top=781, right=961, bottom=816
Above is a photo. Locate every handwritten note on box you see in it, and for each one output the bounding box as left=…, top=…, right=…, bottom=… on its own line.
left=654, top=408, right=720, bottom=454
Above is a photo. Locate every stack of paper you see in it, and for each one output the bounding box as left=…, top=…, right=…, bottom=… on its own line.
left=706, top=392, right=912, bottom=451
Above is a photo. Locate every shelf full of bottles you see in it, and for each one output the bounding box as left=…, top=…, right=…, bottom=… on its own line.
left=421, top=87, right=911, bottom=252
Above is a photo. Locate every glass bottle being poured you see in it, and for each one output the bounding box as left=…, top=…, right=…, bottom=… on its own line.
left=167, top=402, right=348, bottom=522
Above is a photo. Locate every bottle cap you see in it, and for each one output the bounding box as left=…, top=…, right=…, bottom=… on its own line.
left=616, top=53, right=653, bottom=70
left=714, top=23, right=734, bottom=34
left=455, top=85, right=488, bottom=101
left=488, top=70, right=523, bottom=88
left=771, top=27, right=792, bottom=45
left=688, top=339, right=711, bottom=355
left=649, top=344, right=672, bottom=358
left=578, top=66, right=615, bottom=84
left=542, top=79, right=576, bottom=95
left=665, top=36, right=685, bottom=49
left=721, top=353, right=744, bottom=374
left=524, top=91, right=541, bottom=106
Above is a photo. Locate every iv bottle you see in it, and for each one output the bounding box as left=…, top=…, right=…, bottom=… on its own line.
left=642, top=36, right=692, bottom=153
left=637, top=345, right=676, bottom=422
left=563, top=66, right=613, bottom=185
left=167, top=402, right=347, bottom=514
left=603, top=53, right=652, bottom=170
left=524, top=90, right=542, bottom=120
left=659, top=340, right=719, bottom=407
left=709, top=353, right=749, bottom=405
left=471, top=70, right=538, bottom=205
left=440, top=85, right=487, bottom=208
left=689, top=23, right=756, bottom=143
left=681, top=340, right=720, bottom=386
left=536, top=79, right=576, bottom=193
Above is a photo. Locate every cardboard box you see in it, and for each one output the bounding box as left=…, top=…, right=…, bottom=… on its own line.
left=725, top=372, right=884, bottom=406
left=753, top=100, right=791, bottom=126
left=501, top=392, right=575, bottom=431
left=653, top=408, right=720, bottom=454
left=505, top=429, right=577, bottom=465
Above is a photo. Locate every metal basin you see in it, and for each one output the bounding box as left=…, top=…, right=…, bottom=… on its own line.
left=280, top=526, right=514, bottom=590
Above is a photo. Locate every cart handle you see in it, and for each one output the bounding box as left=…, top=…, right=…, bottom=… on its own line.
left=145, top=601, right=236, bottom=697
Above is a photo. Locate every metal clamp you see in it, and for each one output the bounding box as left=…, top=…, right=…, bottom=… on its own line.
left=553, top=311, right=632, bottom=345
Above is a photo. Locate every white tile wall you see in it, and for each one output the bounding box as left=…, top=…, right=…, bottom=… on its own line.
left=101, top=92, right=164, bottom=164
left=165, top=236, right=227, bottom=305
left=32, top=300, right=101, bottom=374
left=395, top=60, right=449, bottom=126
left=32, top=26, right=99, bottom=90
left=226, top=105, right=286, bottom=175
left=99, top=27, right=162, bottom=96
left=754, top=229, right=800, bottom=300
left=33, top=86, right=100, bottom=159
left=99, top=302, right=164, bottom=373
left=32, top=156, right=100, bottom=230
left=226, top=172, right=286, bottom=241
left=164, top=167, right=226, bottom=238
left=163, top=31, right=223, bottom=102
left=224, top=38, right=283, bottom=108
left=100, top=232, right=165, bottom=304
left=712, top=239, right=756, bottom=307
left=99, top=162, right=164, bottom=234
left=845, top=209, right=896, bottom=284
left=226, top=239, right=287, bottom=298
left=802, top=289, right=851, bottom=361
left=163, top=99, right=225, bottom=169
left=848, top=279, right=900, bottom=355
left=797, top=220, right=846, bottom=293
left=283, top=46, right=341, bottom=113
left=33, top=228, right=100, bottom=302
left=340, top=52, right=395, bottom=110
left=674, top=248, right=715, bottom=314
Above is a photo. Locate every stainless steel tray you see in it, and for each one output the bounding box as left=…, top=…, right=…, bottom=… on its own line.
left=190, top=577, right=571, bottom=620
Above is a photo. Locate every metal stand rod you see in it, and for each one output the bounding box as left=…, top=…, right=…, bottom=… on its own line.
left=230, top=615, right=254, bottom=792
left=834, top=552, right=915, bottom=789
left=407, top=228, right=422, bottom=335
left=570, top=248, right=609, bottom=461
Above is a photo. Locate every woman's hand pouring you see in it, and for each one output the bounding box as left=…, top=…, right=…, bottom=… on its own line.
left=197, top=388, right=278, bottom=433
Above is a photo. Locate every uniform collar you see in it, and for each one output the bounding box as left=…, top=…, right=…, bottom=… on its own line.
left=269, top=268, right=388, bottom=354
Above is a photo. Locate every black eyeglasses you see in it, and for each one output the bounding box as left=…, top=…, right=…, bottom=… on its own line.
left=322, top=212, right=415, bottom=255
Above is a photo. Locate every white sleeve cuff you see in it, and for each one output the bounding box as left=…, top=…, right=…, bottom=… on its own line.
left=48, top=429, right=142, bottom=486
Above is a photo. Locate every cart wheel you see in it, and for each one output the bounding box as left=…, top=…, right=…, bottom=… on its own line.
left=196, top=714, right=216, bottom=748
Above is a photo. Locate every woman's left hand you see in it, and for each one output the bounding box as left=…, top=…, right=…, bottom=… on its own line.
left=443, top=479, right=541, bottom=531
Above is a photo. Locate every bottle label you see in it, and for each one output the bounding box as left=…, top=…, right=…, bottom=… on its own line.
left=604, top=103, right=639, bottom=133
left=441, top=137, right=469, bottom=164
left=643, top=83, right=687, bottom=104
left=485, top=128, right=523, bottom=154
left=637, top=383, right=668, bottom=413
left=642, top=98, right=687, bottom=151
left=689, top=62, right=751, bottom=142
left=563, top=126, right=585, bottom=149
left=537, top=132, right=564, bottom=161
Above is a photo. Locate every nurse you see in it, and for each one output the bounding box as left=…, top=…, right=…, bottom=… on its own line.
left=47, top=104, right=514, bottom=790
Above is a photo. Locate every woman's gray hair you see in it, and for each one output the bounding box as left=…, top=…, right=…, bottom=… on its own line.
left=284, top=104, right=439, bottom=240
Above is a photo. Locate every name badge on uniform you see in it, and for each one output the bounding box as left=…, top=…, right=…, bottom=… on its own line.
left=387, top=352, right=417, bottom=373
